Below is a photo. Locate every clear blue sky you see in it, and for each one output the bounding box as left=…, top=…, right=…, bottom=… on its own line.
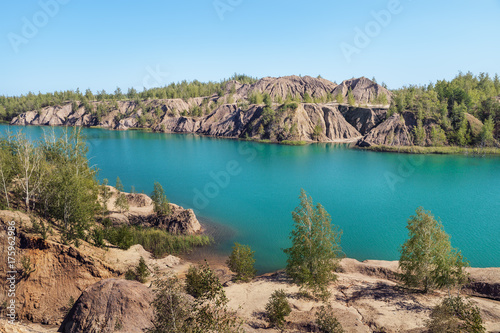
left=1, top=0, right=499, bottom=96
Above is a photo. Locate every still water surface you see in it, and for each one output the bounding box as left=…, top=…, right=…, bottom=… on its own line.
left=2, top=124, right=499, bottom=273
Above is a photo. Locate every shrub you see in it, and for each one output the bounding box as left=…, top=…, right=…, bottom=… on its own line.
left=226, top=243, right=256, bottom=282
left=427, top=296, right=485, bottom=333
left=185, top=261, right=225, bottom=300
left=265, top=289, right=291, bottom=329
left=124, top=257, right=150, bottom=283
left=21, top=256, right=35, bottom=278
left=316, top=305, right=344, bottom=333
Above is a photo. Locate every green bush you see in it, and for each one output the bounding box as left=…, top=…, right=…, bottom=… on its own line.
left=315, top=305, right=344, bottom=333
left=124, top=256, right=150, bottom=283
left=226, top=242, right=256, bottom=282
left=185, top=261, right=225, bottom=300
left=427, top=296, right=485, bottom=333
left=265, top=289, right=291, bottom=329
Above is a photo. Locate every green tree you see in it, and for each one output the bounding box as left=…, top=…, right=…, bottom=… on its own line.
left=283, top=189, right=343, bottom=298
left=413, top=120, right=426, bottom=146
left=185, top=261, right=241, bottom=332
left=347, top=88, right=356, bottom=106
left=99, top=178, right=112, bottom=215
left=427, top=296, right=485, bottom=333
left=479, top=116, right=495, bottom=146
left=186, top=261, right=225, bottom=300
left=430, top=125, right=447, bottom=147
left=40, top=128, right=99, bottom=243
left=115, top=193, right=129, bottom=213
left=263, top=93, right=272, bottom=107
left=265, top=289, right=291, bottom=330
left=303, top=92, right=313, bottom=103
left=399, top=208, right=468, bottom=293
left=135, top=256, right=150, bottom=283
left=114, top=176, right=129, bottom=213
left=149, top=274, right=191, bottom=333
left=335, top=94, right=344, bottom=104
left=115, top=176, right=124, bottom=192
left=151, top=181, right=171, bottom=216
left=226, top=243, right=256, bottom=282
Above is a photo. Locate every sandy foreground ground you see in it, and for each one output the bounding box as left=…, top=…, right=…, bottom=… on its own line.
left=1, top=250, right=499, bottom=333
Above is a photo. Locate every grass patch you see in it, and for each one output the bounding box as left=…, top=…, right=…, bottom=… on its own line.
left=128, top=127, right=152, bottom=132
left=104, top=225, right=213, bottom=257
left=361, top=145, right=500, bottom=155
left=281, top=140, right=307, bottom=146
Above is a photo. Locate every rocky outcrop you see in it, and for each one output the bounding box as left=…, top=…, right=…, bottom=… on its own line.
left=358, top=113, right=414, bottom=147
left=59, top=279, right=153, bottom=333
left=332, top=77, right=391, bottom=105
left=106, top=187, right=202, bottom=235
left=128, top=203, right=202, bottom=235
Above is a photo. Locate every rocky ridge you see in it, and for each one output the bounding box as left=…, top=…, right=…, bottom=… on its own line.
left=11, top=76, right=398, bottom=145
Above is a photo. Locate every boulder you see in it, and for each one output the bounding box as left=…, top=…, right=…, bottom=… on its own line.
left=59, top=279, right=153, bottom=333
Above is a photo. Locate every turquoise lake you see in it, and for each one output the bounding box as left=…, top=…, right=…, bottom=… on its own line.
left=2, top=124, right=500, bottom=273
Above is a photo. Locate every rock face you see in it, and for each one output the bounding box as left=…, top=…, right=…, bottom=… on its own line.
left=358, top=113, right=414, bottom=147
left=340, top=105, right=387, bottom=135
left=0, top=213, right=117, bottom=325
left=59, top=279, right=153, bottom=333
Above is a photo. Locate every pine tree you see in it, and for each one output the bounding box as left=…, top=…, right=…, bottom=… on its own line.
left=283, top=189, right=343, bottom=298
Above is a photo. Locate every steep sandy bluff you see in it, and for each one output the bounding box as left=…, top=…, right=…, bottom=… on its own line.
left=243, top=75, right=338, bottom=100
left=59, top=279, right=153, bottom=333
left=0, top=212, right=118, bottom=325
left=332, top=77, right=392, bottom=104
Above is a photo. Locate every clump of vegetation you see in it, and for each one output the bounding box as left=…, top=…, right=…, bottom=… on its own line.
left=315, top=305, right=344, bottom=333
left=104, top=225, right=212, bottom=257
left=21, top=255, right=35, bottom=278
left=125, top=256, right=150, bottom=283
left=399, top=207, right=468, bottom=293
left=283, top=189, right=343, bottom=299
left=149, top=269, right=242, bottom=333
left=427, top=296, right=485, bottom=333
left=265, top=289, right=291, bottom=330
left=0, top=129, right=100, bottom=245
left=185, top=261, right=224, bottom=299
left=226, top=242, right=256, bottom=282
